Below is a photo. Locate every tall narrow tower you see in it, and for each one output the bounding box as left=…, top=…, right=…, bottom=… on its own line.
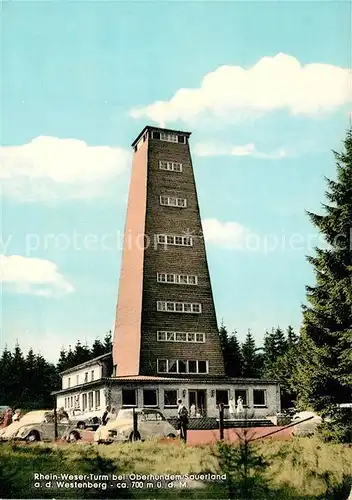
left=113, top=126, right=225, bottom=378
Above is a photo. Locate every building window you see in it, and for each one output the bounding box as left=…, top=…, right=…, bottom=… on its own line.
left=157, top=301, right=202, bottom=314
left=157, top=359, right=209, bottom=374
left=216, top=390, right=229, bottom=406
left=253, top=389, right=266, bottom=407
left=157, top=359, right=167, bottom=373
left=157, top=273, right=197, bottom=285
left=76, top=375, right=79, bottom=385
left=95, top=390, right=100, bottom=409
left=157, top=234, right=193, bottom=247
left=234, top=389, right=248, bottom=406
left=143, top=389, right=157, bottom=407
left=88, top=392, right=94, bottom=410
left=82, top=393, right=87, bottom=411
left=198, top=361, right=208, bottom=374
left=160, top=196, right=187, bottom=208
left=160, top=132, right=178, bottom=143
left=91, top=370, right=94, bottom=381
left=159, top=161, right=182, bottom=173
left=68, top=377, right=71, bottom=388
left=84, top=372, right=88, bottom=383
left=188, top=360, right=197, bottom=373
left=164, top=390, right=178, bottom=407
left=122, top=389, right=137, bottom=407
left=157, top=331, right=205, bottom=343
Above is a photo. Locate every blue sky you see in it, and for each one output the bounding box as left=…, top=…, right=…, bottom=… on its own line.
left=1, top=0, right=351, bottom=362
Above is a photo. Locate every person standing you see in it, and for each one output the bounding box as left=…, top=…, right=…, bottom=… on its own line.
left=228, top=397, right=236, bottom=419
left=102, top=405, right=111, bottom=426
left=107, top=407, right=117, bottom=423
left=177, top=399, right=189, bottom=443
left=12, top=409, right=21, bottom=422
left=236, top=396, right=244, bottom=415
left=2, top=408, right=12, bottom=428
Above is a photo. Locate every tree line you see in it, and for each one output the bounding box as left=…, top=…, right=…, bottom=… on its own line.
left=0, top=332, right=113, bottom=409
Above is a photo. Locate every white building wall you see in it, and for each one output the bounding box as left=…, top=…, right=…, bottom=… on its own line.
left=108, top=382, right=279, bottom=419
left=61, top=363, right=102, bottom=390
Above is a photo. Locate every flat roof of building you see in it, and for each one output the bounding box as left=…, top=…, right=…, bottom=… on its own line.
left=131, top=125, right=192, bottom=147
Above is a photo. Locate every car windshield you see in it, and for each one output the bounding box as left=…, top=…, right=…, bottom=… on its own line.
left=141, top=411, right=165, bottom=421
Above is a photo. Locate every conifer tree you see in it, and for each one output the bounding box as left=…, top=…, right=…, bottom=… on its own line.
left=286, top=325, right=299, bottom=347
left=57, top=347, right=68, bottom=372
left=227, top=331, right=244, bottom=377
left=103, top=331, right=113, bottom=353
left=297, top=130, right=352, bottom=413
left=91, top=338, right=106, bottom=358
left=241, top=330, right=259, bottom=377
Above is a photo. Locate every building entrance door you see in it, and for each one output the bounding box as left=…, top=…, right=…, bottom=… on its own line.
left=188, top=390, right=207, bottom=417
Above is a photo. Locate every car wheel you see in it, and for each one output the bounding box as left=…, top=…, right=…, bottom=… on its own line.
left=77, top=422, right=85, bottom=430
left=129, top=431, right=141, bottom=442
left=26, top=431, right=40, bottom=443
left=166, top=433, right=176, bottom=439
left=68, top=431, right=79, bottom=443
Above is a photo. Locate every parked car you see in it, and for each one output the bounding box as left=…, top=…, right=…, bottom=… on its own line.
left=71, top=416, right=101, bottom=431
left=94, top=408, right=177, bottom=444
left=0, top=410, right=80, bottom=443
left=291, top=411, right=322, bottom=437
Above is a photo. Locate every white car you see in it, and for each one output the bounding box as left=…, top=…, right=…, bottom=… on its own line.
left=0, top=410, right=79, bottom=442
left=94, top=408, right=177, bottom=444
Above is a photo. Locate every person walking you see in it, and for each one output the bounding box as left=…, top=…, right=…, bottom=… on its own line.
left=177, top=399, right=189, bottom=443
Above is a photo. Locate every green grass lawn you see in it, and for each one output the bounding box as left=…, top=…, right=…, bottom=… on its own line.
left=0, top=437, right=351, bottom=499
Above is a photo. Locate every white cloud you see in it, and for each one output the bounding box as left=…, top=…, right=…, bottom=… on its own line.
left=0, top=136, right=131, bottom=201
left=1, top=254, right=74, bottom=296
left=194, top=142, right=286, bottom=159
left=130, top=53, right=351, bottom=125
left=202, top=218, right=256, bottom=250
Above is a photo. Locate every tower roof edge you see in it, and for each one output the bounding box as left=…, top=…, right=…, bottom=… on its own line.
left=131, top=125, right=192, bottom=147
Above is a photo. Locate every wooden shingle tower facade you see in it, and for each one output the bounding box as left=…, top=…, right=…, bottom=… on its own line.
left=113, top=126, right=225, bottom=379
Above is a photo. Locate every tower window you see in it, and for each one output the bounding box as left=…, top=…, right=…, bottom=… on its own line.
left=157, top=331, right=205, bottom=343
left=157, top=273, right=197, bottom=285
left=157, top=234, right=193, bottom=246
left=157, top=359, right=209, bottom=374
left=160, top=196, right=187, bottom=208
left=160, top=132, right=178, bottom=143
left=157, top=301, right=202, bottom=314
left=159, top=161, right=182, bottom=172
